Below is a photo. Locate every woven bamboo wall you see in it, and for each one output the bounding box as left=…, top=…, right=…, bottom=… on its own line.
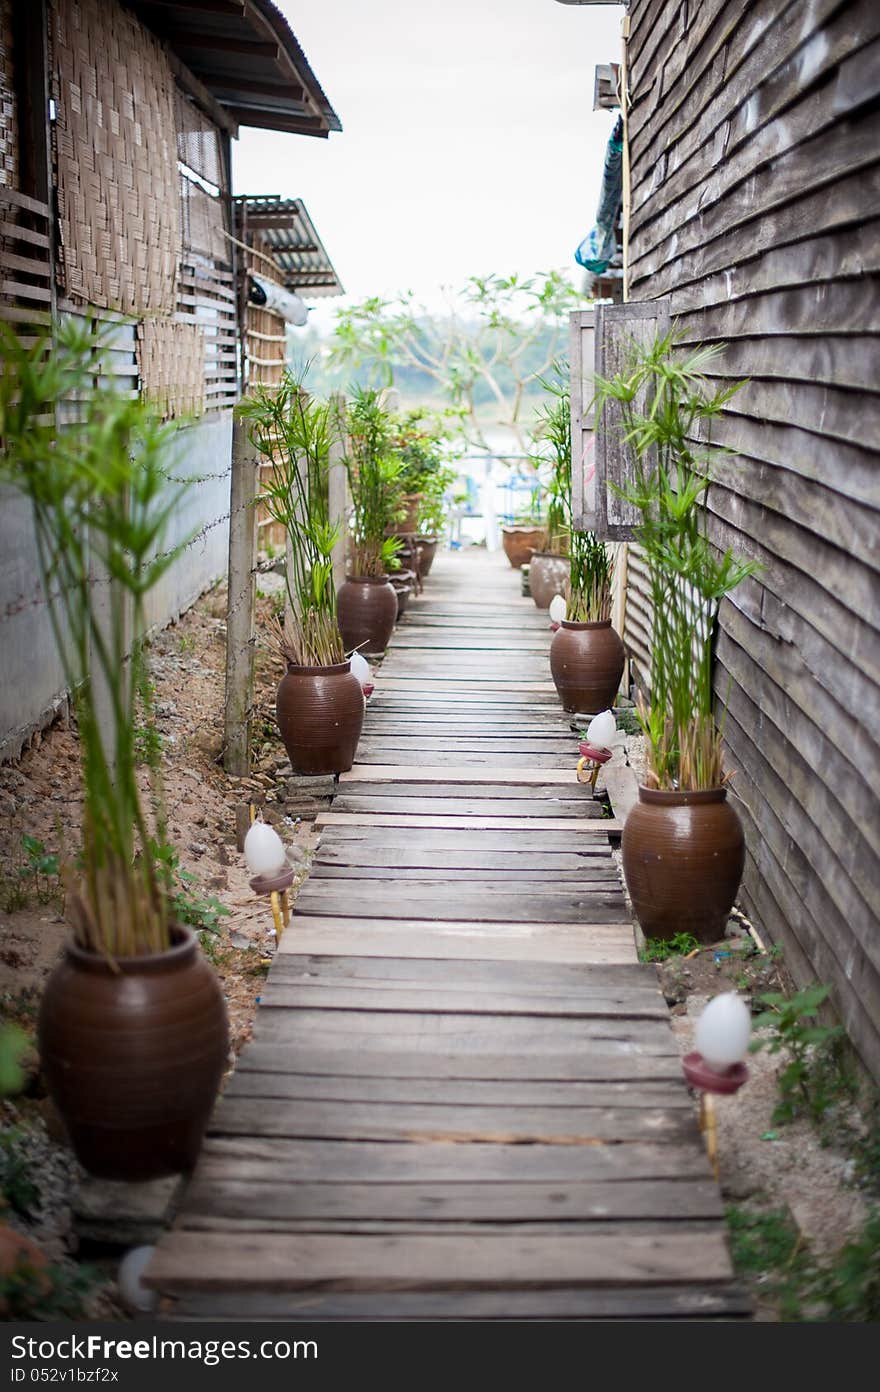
left=50, top=0, right=179, bottom=314
left=0, top=0, right=16, bottom=190
left=136, top=319, right=204, bottom=421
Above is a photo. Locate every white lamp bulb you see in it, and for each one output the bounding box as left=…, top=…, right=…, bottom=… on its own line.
left=118, top=1246, right=158, bottom=1313
left=349, top=651, right=371, bottom=688
left=586, top=709, right=617, bottom=750
left=695, top=992, right=751, bottom=1072
left=549, top=594, right=567, bottom=624
left=243, top=819, right=286, bottom=876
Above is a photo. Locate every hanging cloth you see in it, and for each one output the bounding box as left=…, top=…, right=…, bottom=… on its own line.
left=575, top=115, right=624, bottom=274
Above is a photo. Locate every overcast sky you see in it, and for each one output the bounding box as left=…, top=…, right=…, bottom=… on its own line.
left=232, top=0, right=625, bottom=326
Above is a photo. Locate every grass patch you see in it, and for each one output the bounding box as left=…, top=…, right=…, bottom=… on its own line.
left=639, top=931, right=699, bottom=963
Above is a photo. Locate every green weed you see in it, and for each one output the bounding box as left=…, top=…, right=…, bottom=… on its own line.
left=751, top=983, right=851, bottom=1124
left=0, top=1128, right=41, bottom=1218
left=639, top=931, right=699, bottom=963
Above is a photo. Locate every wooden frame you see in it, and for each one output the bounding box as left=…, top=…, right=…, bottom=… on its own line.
left=593, top=298, right=670, bottom=540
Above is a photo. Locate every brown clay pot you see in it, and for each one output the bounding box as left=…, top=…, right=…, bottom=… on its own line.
left=38, top=926, right=228, bottom=1182
left=276, top=661, right=364, bottom=774
left=391, top=568, right=417, bottom=619
left=528, top=552, right=569, bottom=609
left=501, top=525, right=545, bottom=569
left=415, top=536, right=439, bottom=576
left=337, top=575, right=398, bottom=654
left=622, top=786, right=745, bottom=944
left=550, top=619, right=625, bottom=713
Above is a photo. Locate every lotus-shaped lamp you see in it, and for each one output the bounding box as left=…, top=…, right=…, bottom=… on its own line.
left=244, top=818, right=286, bottom=877
left=350, top=650, right=374, bottom=697
left=549, top=594, right=566, bottom=630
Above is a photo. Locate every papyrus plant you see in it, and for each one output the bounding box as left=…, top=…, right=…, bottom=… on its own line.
left=237, top=373, right=345, bottom=667
left=533, top=367, right=614, bottom=620
left=0, top=319, right=193, bottom=957
left=594, top=329, right=759, bottom=790
left=343, top=387, right=403, bottom=578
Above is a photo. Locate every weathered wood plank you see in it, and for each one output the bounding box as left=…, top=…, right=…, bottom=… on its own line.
left=146, top=1229, right=733, bottom=1292
left=315, top=813, right=622, bottom=832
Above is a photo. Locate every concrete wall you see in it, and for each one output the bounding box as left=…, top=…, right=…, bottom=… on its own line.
left=0, top=410, right=233, bottom=761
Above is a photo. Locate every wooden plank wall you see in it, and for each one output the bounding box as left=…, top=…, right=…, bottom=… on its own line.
left=624, top=0, right=880, bottom=1079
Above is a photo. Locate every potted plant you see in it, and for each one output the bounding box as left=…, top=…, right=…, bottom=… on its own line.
left=336, top=387, right=403, bottom=654
left=596, top=331, right=759, bottom=943
left=0, top=321, right=227, bottom=1181
left=500, top=495, right=545, bottom=569
left=238, top=374, right=364, bottom=775
left=527, top=369, right=573, bottom=609
left=549, top=524, right=623, bottom=714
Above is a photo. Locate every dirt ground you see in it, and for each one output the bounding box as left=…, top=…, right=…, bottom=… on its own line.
left=0, top=588, right=876, bottom=1319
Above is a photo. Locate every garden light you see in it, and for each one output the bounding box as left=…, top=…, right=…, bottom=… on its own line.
left=586, top=708, right=617, bottom=751
left=683, top=992, right=751, bottom=1179
left=243, top=817, right=286, bottom=877
left=549, top=594, right=566, bottom=629
left=350, top=649, right=374, bottom=697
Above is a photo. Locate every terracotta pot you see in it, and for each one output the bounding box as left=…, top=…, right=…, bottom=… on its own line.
left=337, top=575, right=398, bottom=654
left=276, top=661, right=364, bottom=774
left=501, top=525, right=545, bottom=569
left=391, top=568, right=417, bottom=619
left=622, top=786, right=745, bottom=944
left=38, top=927, right=227, bottom=1182
left=415, top=536, right=439, bottom=576
left=550, top=619, right=625, bottom=713
left=528, top=552, right=569, bottom=609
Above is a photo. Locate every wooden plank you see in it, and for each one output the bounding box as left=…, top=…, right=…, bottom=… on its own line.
left=313, top=846, right=612, bottom=869
left=293, top=888, right=629, bottom=924
left=309, top=866, right=620, bottom=884
left=146, top=1229, right=733, bottom=1292
left=259, top=982, right=664, bottom=1018
left=220, top=1073, right=684, bottom=1108
left=277, top=924, right=637, bottom=965
left=209, top=1097, right=695, bottom=1145
left=268, top=955, right=655, bottom=989
left=334, top=781, right=592, bottom=801
left=162, top=1283, right=750, bottom=1320
left=315, top=814, right=622, bottom=833
left=233, top=1043, right=680, bottom=1082
left=329, top=796, right=605, bottom=818
left=340, top=766, right=580, bottom=785
left=315, top=826, right=614, bottom=852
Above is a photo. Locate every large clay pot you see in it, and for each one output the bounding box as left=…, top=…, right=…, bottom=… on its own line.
left=415, top=536, right=439, bottom=577
left=501, top=525, right=545, bottom=569
left=337, top=576, right=398, bottom=655
left=528, top=552, right=569, bottom=609
left=276, top=661, right=364, bottom=774
left=38, top=926, right=228, bottom=1182
left=550, top=619, right=625, bottom=713
left=391, top=568, right=417, bottom=619
left=622, top=787, right=745, bottom=944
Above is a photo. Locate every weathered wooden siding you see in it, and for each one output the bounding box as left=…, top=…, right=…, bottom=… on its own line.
left=625, top=0, right=880, bottom=1079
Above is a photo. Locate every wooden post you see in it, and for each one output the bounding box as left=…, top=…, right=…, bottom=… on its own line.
left=224, top=416, right=258, bottom=775
left=328, top=392, right=348, bottom=597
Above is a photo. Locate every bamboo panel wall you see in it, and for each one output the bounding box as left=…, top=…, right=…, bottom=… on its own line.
left=49, top=0, right=179, bottom=315
left=242, top=230, right=288, bottom=548
left=624, top=0, right=880, bottom=1079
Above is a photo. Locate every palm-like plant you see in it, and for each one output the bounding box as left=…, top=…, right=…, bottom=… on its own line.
left=594, top=329, right=759, bottom=789
left=534, top=368, right=614, bottom=620
left=344, top=387, right=404, bottom=578
left=0, top=320, right=194, bottom=958
left=237, top=373, right=345, bottom=667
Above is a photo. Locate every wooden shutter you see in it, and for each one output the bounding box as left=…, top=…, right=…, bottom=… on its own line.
left=593, top=298, right=670, bottom=540
left=569, top=308, right=596, bottom=532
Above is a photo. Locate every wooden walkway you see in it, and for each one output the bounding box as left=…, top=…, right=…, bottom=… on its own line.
left=148, top=550, right=746, bottom=1320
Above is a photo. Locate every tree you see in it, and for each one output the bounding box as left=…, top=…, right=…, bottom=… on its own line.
left=330, top=271, right=581, bottom=453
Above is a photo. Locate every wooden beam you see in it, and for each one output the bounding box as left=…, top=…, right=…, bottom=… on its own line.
left=178, top=34, right=280, bottom=58
left=136, top=1, right=246, bottom=14
left=165, top=47, right=239, bottom=140
left=213, top=75, right=306, bottom=102
left=222, top=107, right=330, bottom=136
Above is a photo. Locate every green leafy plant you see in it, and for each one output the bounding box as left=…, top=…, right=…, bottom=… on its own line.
left=343, top=387, right=404, bottom=578
left=0, top=320, right=196, bottom=958
left=148, top=842, right=229, bottom=941
left=594, top=329, right=759, bottom=790
left=0, top=1025, right=29, bottom=1097
left=0, top=1129, right=41, bottom=1217
left=639, top=931, right=699, bottom=962
left=750, top=983, right=847, bottom=1124
left=0, top=1256, right=96, bottom=1320
left=238, top=372, right=345, bottom=667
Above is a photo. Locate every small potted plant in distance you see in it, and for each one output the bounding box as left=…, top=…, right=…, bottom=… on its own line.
left=596, top=330, right=760, bottom=943
left=337, top=387, right=404, bottom=654
left=547, top=372, right=623, bottom=712
left=0, top=321, right=228, bottom=1182
left=528, top=367, right=573, bottom=609
left=500, top=493, right=545, bottom=570
left=238, top=373, right=364, bottom=775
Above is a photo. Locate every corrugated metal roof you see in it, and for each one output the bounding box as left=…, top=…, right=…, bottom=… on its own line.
left=236, top=195, right=343, bottom=298
left=128, top=0, right=341, bottom=137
